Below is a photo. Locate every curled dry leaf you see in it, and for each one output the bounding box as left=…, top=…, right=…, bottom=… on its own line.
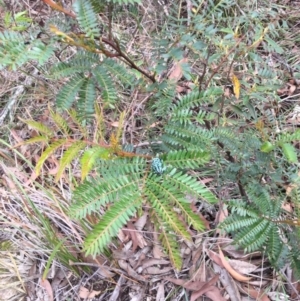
left=190, top=275, right=221, bottom=301
left=143, top=266, right=173, bottom=275
left=111, top=121, right=119, bottom=127
left=79, top=286, right=101, bottom=299
left=204, top=287, right=227, bottom=301
left=218, top=246, right=252, bottom=282
left=168, top=58, right=188, bottom=82
left=118, top=260, right=147, bottom=282
left=228, top=259, right=257, bottom=275
left=165, top=277, right=205, bottom=291
left=207, top=249, right=224, bottom=268
left=156, top=282, right=165, bottom=301
left=141, top=259, right=170, bottom=270
left=40, top=279, right=53, bottom=301
left=213, top=262, right=241, bottom=301
left=241, top=284, right=270, bottom=301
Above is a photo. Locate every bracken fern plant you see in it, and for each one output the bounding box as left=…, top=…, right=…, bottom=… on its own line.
left=4, top=0, right=300, bottom=273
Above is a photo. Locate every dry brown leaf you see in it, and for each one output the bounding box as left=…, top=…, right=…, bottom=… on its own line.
left=168, top=58, right=188, bottom=82
left=224, top=86, right=232, bottom=98
left=222, top=244, right=261, bottom=260
left=241, top=285, right=270, bottom=301
left=124, top=222, right=139, bottom=251
left=10, top=129, right=24, bottom=144
left=288, top=84, right=297, bottom=96
left=199, top=177, right=214, bottom=184
left=190, top=275, right=220, bottom=301
left=176, top=85, right=186, bottom=93
left=26, top=262, right=37, bottom=299
left=79, top=287, right=90, bottom=298
left=215, top=204, right=228, bottom=235
left=207, top=249, right=224, bottom=268
left=218, top=246, right=252, bottom=282
left=165, top=277, right=206, bottom=291
left=281, top=202, right=293, bottom=213
left=134, top=212, right=148, bottom=230
left=43, top=0, right=76, bottom=18
left=40, top=279, right=53, bottom=301
left=111, top=121, right=119, bottom=127
left=143, top=266, right=173, bottom=275
left=190, top=251, right=206, bottom=281
left=88, top=290, right=101, bottom=298
left=228, top=259, right=257, bottom=275
left=141, top=259, right=170, bottom=269
left=190, top=203, right=210, bottom=229
left=149, top=121, right=160, bottom=128
left=156, top=282, right=165, bottom=301
left=152, top=230, right=166, bottom=259
left=213, top=262, right=241, bottom=301
left=118, top=260, right=147, bottom=282
left=79, top=286, right=101, bottom=299
left=204, top=287, right=227, bottom=301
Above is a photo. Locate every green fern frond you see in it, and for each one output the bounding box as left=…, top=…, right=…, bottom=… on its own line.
left=93, top=66, right=117, bottom=105
left=171, top=88, right=223, bottom=114
left=163, top=150, right=211, bottom=169
left=146, top=175, right=191, bottom=240
left=266, top=226, right=286, bottom=265
left=70, top=174, right=141, bottom=219
left=29, top=39, right=55, bottom=65
left=227, top=200, right=258, bottom=218
left=73, top=0, right=99, bottom=39
left=56, top=75, right=86, bottom=110
left=161, top=133, right=202, bottom=151
left=77, top=77, right=97, bottom=118
left=83, top=194, right=142, bottom=256
left=80, top=147, right=111, bottom=181
left=103, top=59, right=134, bottom=85
left=0, top=31, right=27, bottom=70
left=165, top=171, right=218, bottom=204
left=280, top=143, right=298, bottom=163
left=97, top=157, right=146, bottom=176
left=0, top=30, right=55, bottom=69
left=35, top=139, right=68, bottom=175
left=51, top=63, right=83, bottom=79
left=278, top=129, right=300, bottom=143
left=234, top=219, right=272, bottom=252
left=221, top=216, right=261, bottom=233
left=89, top=0, right=105, bottom=13
left=154, top=214, right=182, bottom=270
left=50, top=51, right=99, bottom=79
left=55, top=141, right=86, bottom=181
left=163, top=122, right=213, bottom=151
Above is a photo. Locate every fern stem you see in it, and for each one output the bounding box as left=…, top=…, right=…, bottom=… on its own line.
left=102, top=38, right=156, bottom=83
left=50, top=138, right=152, bottom=159
left=204, top=35, right=244, bottom=90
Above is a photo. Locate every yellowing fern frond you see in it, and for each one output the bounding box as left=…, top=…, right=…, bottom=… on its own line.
left=80, top=146, right=110, bottom=181
left=50, top=109, right=71, bottom=136
left=20, top=118, right=53, bottom=136
left=35, top=139, right=68, bottom=176
left=55, top=141, right=86, bottom=181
